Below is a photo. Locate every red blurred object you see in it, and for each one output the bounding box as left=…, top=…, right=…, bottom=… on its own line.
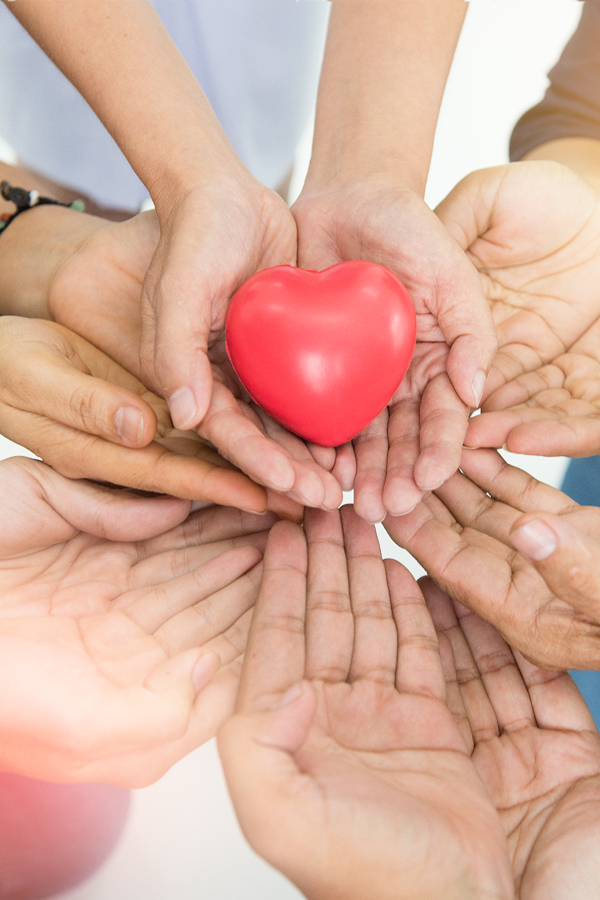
left=226, top=261, right=416, bottom=446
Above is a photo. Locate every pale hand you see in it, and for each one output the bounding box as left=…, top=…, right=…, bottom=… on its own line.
left=0, top=457, right=275, bottom=787
left=435, top=160, right=600, bottom=456
left=219, top=505, right=513, bottom=900
left=422, top=579, right=600, bottom=899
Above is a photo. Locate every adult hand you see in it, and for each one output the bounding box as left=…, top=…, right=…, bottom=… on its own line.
left=435, top=160, right=600, bottom=455
left=31, top=205, right=341, bottom=511
left=0, top=316, right=279, bottom=514
left=423, top=581, right=600, bottom=899
left=386, top=447, right=600, bottom=669
left=219, top=505, right=513, bottom=900
left=0, top=456, right=274, bottom=787
left=293, top=177, right=494, bottom=523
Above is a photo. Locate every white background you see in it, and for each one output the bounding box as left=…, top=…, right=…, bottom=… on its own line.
left=0, top=2, right=582, bottom=898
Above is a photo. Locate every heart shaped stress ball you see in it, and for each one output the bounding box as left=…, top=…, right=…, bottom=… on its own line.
left=225, top=261, right=416, bottom=447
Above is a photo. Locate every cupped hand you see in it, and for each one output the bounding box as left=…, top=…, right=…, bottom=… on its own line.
left=218, top=505, right=513, bottom=900
left=0, top=456, right=275, bottom=787
left=422, top=580, right=600, bottom=899
left=386, top=447, right=600, bottom=669
left=292, top=176, right=496, bottom=521
left=46, top=206, right=341, bottom=511
left=435, top=160, right=600, bottom=453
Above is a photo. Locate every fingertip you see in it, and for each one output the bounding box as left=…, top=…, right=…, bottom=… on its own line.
left=510, top=516, right=559, bottom=561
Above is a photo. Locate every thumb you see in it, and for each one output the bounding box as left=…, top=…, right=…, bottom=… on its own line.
left=218, top=682, right=316, bottom=856
left=510, top=512, right=600, bottom=622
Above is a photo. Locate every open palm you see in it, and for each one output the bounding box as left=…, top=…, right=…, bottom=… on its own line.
left=424, top=581, right=600, bottom=899
left=436, top=160, right=600, bottom=451
left=386, top=447, right=600, bottom=670
left=0, top=456, right=274, bottom=787
left=219, top=506, right=513, bottom=900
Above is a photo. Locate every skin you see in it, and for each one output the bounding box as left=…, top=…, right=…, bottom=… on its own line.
left=434, top=156, right=600, bottom=456
left=218, top=506, right=513, bottom=900
left=0, top=456, right=277, bottom=788
left=0, top=316, right=293, bottom=514
left=423, top=580, right=600, bottom=899
left=294, top=1, right=496, bottom=521
left=5, top=1, right=496, bottom=523
left=0, top=193, right=336, bottom=514
left=386, top=447, right=600, bottom=670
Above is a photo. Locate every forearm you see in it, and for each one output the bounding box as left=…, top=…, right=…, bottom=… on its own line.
left=5, top=0, right=245, bottom=216
left=307, top=0, right=467, bottom=194
left=523, top=137, right=600, bottom=188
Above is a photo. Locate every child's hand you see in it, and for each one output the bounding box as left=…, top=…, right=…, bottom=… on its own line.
left=424, top=580, right=600, bottom=899
left=386, top=447, right=600, bottom=670
left=218, top=505, right=513, bottom=900
left=435, top=159, right=600, bottom=456
left=0, top=457, right=277, bottom=786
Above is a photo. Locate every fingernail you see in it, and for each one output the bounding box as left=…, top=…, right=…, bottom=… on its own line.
left=270, top=682, right=303, bottom=710
left=192, top=652, right=220, bottom=692
left=168, top=387, right=197, bottom=430
left=115, top=407, right=144, bottom=445
left=511, top=520, right=558, bottom=561
left=472, top=370, right=486, bottom=408
left=241, top=508, right=268, bottom=516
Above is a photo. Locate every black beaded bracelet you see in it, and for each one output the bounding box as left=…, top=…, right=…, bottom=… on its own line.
left=0, top=180, right=85, bottom=234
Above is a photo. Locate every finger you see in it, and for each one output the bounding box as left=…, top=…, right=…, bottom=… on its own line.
left=121, top=544, right=263, bottom=633
left=387, top=564, right=444, bottom=701
left=510, top=512, right=600, bottom=626
left=413, top=371, right=469, bottom=493
left=481, top=364, right=566, bottom=414
left=382, top=395, right=423, bottom=516
left=513, top=651, right=599, bottom=734
left=236, top=521, right=308, bottom=712
left=139, top=505, right=277, bottom=558
left=420, top=577, right=473, bottom=748
left=352, top=409, right=389, bottom=524
left=459, top=448, right=577, bottom=517
left=197, top=382, right=296, bottom=494
left=341, top=506, right=397, bottom=685
left=304, top=508, right=354, bottom=683
left=419, top=580, right=500, bottom=744
left=331, top=442, right=356, bottom=492
left=1, top=406, right=270, bottom=512
left=307, top=442, right=336, bottom=471
left=0, top=317, right=156, bottom=447
left=31, top=461, right=191, bottom=541
left=253, top=406, right=342, bottom=511
left=505, top=416, right=600, bottom=458
left=450, top=602, right=536, bottom=735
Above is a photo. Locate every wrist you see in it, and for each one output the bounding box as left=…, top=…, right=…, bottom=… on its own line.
left=0, top=205, right=105, bottom=318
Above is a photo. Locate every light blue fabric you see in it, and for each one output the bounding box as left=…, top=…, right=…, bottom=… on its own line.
left=561, top=457, right=600, bottom=728
left=0, top=0, right=328, bottom=207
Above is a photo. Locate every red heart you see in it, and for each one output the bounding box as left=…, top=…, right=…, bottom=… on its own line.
left=225, top=261, right=416, bottom=446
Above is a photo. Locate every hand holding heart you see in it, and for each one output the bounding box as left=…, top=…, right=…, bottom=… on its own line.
left=225, top=261, right=416, bottom=447
left=292, top=176, right=497, bottom=521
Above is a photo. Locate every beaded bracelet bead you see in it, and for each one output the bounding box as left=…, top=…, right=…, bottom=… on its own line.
left=0, top=180, right=85, bottom=234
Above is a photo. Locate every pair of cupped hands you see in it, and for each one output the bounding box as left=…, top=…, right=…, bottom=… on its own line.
left=3, top=452, right=600, bottom=900
left=3, top=158, right=600, bottom=522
